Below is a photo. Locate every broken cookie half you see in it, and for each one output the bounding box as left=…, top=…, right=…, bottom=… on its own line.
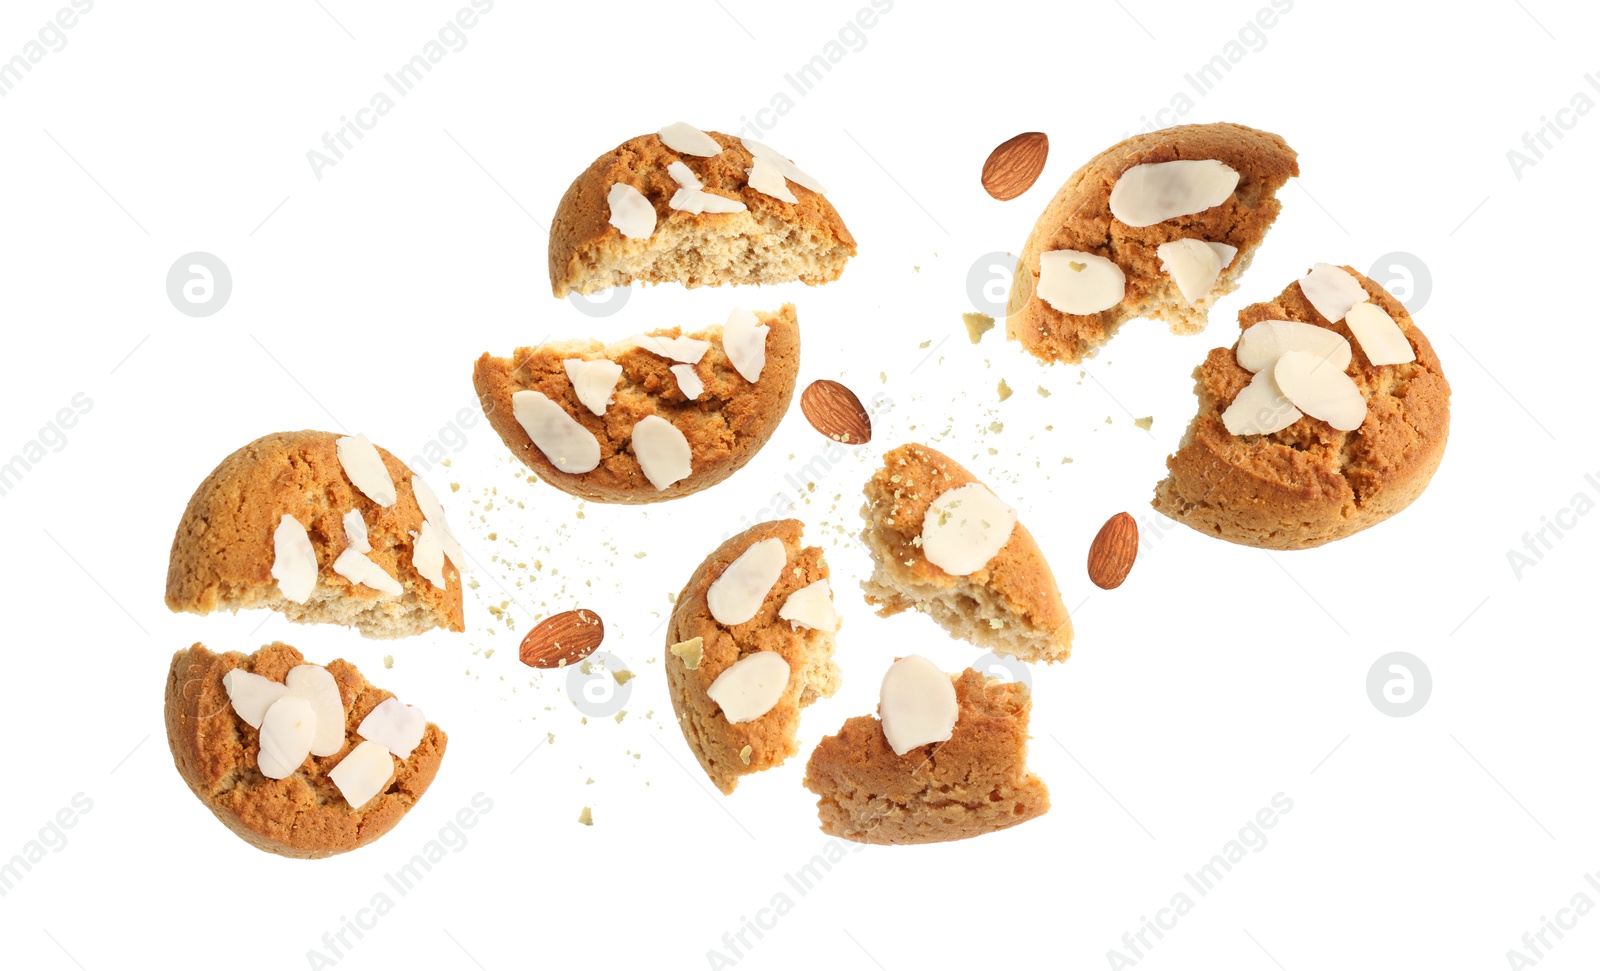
left=1006, top=121, right=1298, bottom=364
left=860, top=443, right=1073, bottom=662
left=803, top=660, right=1049, bottom=845
left=665, top=519, right=842, bottom=795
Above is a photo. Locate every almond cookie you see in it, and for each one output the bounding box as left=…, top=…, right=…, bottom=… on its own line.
left=665, top=519, right=841, bottom=794
left=860, top=443, right=1072, bottom=662
left=473, top=305, right=799, bottom=503
left=164, top=642, right=446, bottom=858
left=1007, top=122, right=1298, bottom=363
left=165, top=430, right=466, bottom=638
left=804, top=664, right=1049, bottom=845
left=1153, top=265, right=1451, bottom=549
left=549, top=123, right=855, bottom=296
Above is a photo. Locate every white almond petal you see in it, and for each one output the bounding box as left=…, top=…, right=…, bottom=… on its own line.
left=342, top=508, right=370, bottom=554
left=270, top=514, right=318, bottom=604
left=1345, top=302, right=1416, bottom=365
left=412, top=521, right=448, bottom=589
left=257, top=696, right=316, bottom=780
left=336, top=434, right=397, bottom=507
left=512, top=390, right=601, bottom=474
left=721, top=308, right=769, bottom=383
left=631, top=415, right=692, bottom=491
left=920, top=483, right=1017, bottom=576
left=285, top=664, right=346, bottom=757
left=670, top=364, right=704, bottom=400
left=1236, top=320, right=1353, bottom=374
left=741, top=138, right=827, bottom=194
left=332, top=547, right=403, bottom=596
left=778, top=579, right=837, bottom=632
left=607, top=183, right=656, bottom=239
left=707, top=536, right=787, bottom=626
left=563, top=358, right=623, bottom=417
left=1157, top=238, right=1225, bottom=304
left=1221, top=367, right=1303, bottom=436
left=666, top=160, right=703, bottom=190
left=1109, top=159, right=1240, bottom=227
left=746, top=157, right=797, bottom=203
left=879, top=656, right=959, bottom=757
left=223, top=669, right=289, bottom=730
left=706, top=651, right=790, bottom=724
left=659, top=122, right=722, bottom=157
left=357, top=697, right=427, bottom=759
left=630, top=333, right=711, bottom=364
left=669, top=186, right=748, bottom=215
left=1298, top=263, right=1369, bottom=323
left=409, top=475, right=467, bottom=573
left=328, top=740, right=394, bottom=810
left=1207, top=241, right=1239, bottom=267
left=1274, top=350, right=1367, bottom=431
left=1037, top=250, right=1126, bottom=315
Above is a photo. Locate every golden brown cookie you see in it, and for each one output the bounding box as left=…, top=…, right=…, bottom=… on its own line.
left=803, top=668, right=1049, bottom=845
left=473, top=305, right=799, bottom=503
left=549, top=127, right=856, bottom=296
left=1007, top=122, right=1298, bottom=363
left=165, top=431, right=465, bottom=638
left=1153, top=267, right=1451, bottom=549
left=860, top=443, right=1072, bottom=662
left=164, top=642, right=446, bottom=859
left=665, top=520, right=841, bottom=794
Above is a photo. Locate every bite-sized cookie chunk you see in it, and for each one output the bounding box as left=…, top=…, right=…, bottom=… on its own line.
left=666, top=520, right=842, bottom=794
left=549, top=122, right=856, bottom=296
left=860, top=443, right=1072, bottom=662
left=474, top=305, right=799, bottom=503
left=164, top=642, right=446, bottom=858
left=165, top=430, right=466, bottom=639
left=1007, top=122, right=1298, bottom=363
left=804, top=661, right=1049, bottom=845
left=1153, top=264, right=1451, bottom=549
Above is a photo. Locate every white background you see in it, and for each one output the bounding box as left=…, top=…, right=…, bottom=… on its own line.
left=1, top=1, right=1596, bottom=968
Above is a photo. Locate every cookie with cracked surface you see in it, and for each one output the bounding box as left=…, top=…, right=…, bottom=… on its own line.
left=164, top=642, right=446, bottom=859
left=1006, top=122, right=1298, bottom=364
left=665, top=520, right=841, bottom=795
left=803, top=668, right=1049, bottom=845
left=860, top=443, right=1073, bottom=662
left=549, top=128, right=855, bottom=296
left=1153, top=266, right=1451, bottom=549
left=473, top=305, right=799, bottom=503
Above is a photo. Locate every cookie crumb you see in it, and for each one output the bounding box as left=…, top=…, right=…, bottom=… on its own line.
left=1134, top=416, right=1153, bottom=430
left=383, top=655, right=394, bottom=669
left=577, top=807, right=593, bottom=826
left=1036, top=386, right=1051, bottom=398
left=996, top=379, right=1012, bottom=402
left=962, top=312, right=995, bottom=344
left=739, top=745, right=753, bottom=765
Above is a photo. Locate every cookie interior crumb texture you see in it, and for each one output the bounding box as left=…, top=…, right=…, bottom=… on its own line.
left=549, top=130, right=856, bottom=297
left=1007, top=122, right=1298, bottom=364
left=665, top=520, right=841, bottom=794
left=1152, top=267, right=1451, bottom=549
left=164, top=430, right=465, bottom=639
left=803, top=669, right=1049, bottom=845
left=859, top=443, right=1073, bottom=662
left=163, top=642, right=446, bottom=859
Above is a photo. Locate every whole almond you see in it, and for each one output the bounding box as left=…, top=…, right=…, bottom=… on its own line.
left=1087, top=513, right=1138, bottom=590
left=981, top=132, right=1049, bottom=201
left=520, top=608, right=605, bottom=668
left=800, top=380, right=872, bottom=444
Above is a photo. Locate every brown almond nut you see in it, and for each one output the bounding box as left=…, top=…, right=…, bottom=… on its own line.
left=1087, top=513, right=1138, bottom=590
left=981, top=132, right=1049, bottom=201
left=520, top=609, right=605, bottom=668
left=800, top=379, right=872, bottom=444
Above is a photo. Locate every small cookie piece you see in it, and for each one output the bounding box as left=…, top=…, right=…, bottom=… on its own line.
left=860, top=443, right=1073, bottom=662
left=473, top=305, right=800, bottom=503
left=803, top=668, right=1049, bottom=845
left=1007, top=122, right=1298, bottom=363
left=165, top=431, right=465, bottom=638
left=1153, top=266, right=1451, bottom=549
left=164, top=642, right=446, bottom=858
left=666, top=520, right=841, bottom=794
left=549, top=126, right=856, bottom=296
